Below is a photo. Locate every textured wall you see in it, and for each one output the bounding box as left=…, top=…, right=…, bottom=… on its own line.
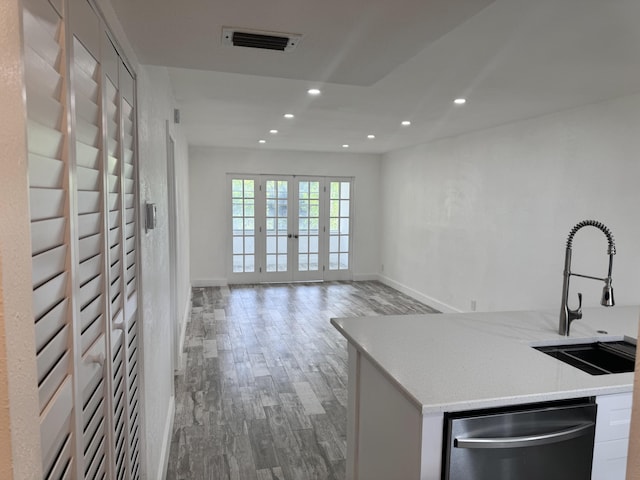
left=381, top=93, right=640, bottom=313
left=188, top=146, right=382, bottom=285
left=137, top=64, right=190, bottom=479
left=0, top=0, right=43, bottom=477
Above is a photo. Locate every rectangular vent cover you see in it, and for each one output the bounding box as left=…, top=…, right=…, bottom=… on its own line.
left=222, top=27, right=302, bottom=52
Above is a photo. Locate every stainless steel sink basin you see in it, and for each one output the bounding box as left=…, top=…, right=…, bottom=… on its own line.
left=534, top=340, right=636, bottom=375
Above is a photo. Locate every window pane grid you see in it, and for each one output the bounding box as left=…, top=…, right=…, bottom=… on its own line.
left=232, top=178, right=255, bottom=273
left=298, top=181, right=320, bottom=272
left=266, top=180, right=288, bottom=272
left=329, top=181, right=350, bottom=270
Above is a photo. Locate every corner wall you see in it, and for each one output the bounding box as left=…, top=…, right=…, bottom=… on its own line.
left=136, top=64, right=190, bottom=480
left=189, top=146, right=381, bottom=285
left=0, top=0, right=42, bottom=477
left=381, top=93, right=640, bottom=313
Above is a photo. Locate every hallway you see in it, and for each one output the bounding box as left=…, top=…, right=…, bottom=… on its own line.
left=166, top=281, right=438, bottom=479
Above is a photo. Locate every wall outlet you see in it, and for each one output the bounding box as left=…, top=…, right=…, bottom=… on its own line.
left=470, top=300, right=477, bottom=311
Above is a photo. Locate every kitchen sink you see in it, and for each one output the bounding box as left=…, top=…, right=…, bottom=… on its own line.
left=534, top=340, right=636, bottom=375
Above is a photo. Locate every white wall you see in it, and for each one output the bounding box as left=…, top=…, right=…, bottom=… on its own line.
left=136, top=64, right=190, bottom=479
left=0, top=0, right=43, bottom=477
left=189, top=147, right=381, bottom=285
left=381, top=93, right=640, bottom=313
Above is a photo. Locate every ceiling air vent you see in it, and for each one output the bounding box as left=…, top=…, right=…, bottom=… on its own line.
left=222, top=27, right=303, bottom=52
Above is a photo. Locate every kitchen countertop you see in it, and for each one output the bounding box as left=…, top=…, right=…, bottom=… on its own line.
left=331, top=306, right=639, bottom=414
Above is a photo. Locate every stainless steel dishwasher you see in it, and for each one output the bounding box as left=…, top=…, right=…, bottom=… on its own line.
left=443, top=398, right=597, bottom=480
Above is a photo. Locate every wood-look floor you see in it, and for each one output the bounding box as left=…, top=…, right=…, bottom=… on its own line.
left=166, top=281, right=438, bottom=480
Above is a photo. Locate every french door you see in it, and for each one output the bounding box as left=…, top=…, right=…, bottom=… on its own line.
left=229, top=175, right=353, bottom=283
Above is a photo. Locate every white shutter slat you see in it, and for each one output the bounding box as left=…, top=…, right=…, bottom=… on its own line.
left=75, top=94, right=99, bottom=127
left=30, top=187, right=65, bottom=221
left=109, top=226, right=121, bottom=247
left=78, top=275, right=102, bottom=310
left=108, top=192, right=119, bottom=212
left=32, top=271, right=67, bottom=321
left=76, top=118, right=100, bottom=148
left=77, top=165, right=101, bottom=191
left=34, top=297, right=68, bottom=352
left=78, top=212, right=101, bottom=239
left=76, top=142, right=100, bottom=170
left=108, top=174, right=119, bottom=192
left=74, top=65, right=99, bottom=105
left=79, top=295, right=101, bottom=332
left=27, top=119, right=64, bottom=159
left=23, top=42, right=62, bottom=100
left=36, top=323, right=70, bottom=384
left=45, top=431, right=73, bottom=480
left=24, top=83, right=64, bottom=131
left=31, top=217, right=65, bottom=256
left=32, top=244, right=66, bottom=288
left=22, top=6, right=59, bottom=61
left=80, top=315, right=102, bottom=353
left=110, top=259, right=121, bottom=282
left=77, top=191, right=101, bottom=215
left=28, top=153, right=64, bottom=189
left=38, top=349, right=70, bottom=412
left=79, top=253, right=101, bottom=286
left=124, top=193, right=134, bottom=209
left=40, top=378, right=73, bottom=477
left=78, top=233, right=101, bottom=262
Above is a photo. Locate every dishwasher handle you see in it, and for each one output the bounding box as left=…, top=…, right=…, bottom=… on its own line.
left=454, top=422, right=594, bottom=449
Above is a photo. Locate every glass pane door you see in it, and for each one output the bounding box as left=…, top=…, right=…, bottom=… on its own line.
left=262, top=178, right=292, bottom=282
left=230, top=177, right=259, bottom=282
left=228, top=175, right=353, bottom=283
left=293, top=178, right=324, bottom=281
left=325, top=179, right=352, bottom=280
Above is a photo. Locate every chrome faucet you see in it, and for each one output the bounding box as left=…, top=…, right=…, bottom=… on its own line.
left=559, top=220, right=616, bottom=336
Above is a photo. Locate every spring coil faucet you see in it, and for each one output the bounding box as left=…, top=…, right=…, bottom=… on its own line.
left=559, top=220, right=616, bottom=336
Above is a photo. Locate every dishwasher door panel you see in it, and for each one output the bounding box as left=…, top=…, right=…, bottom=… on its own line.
left=444, top=402, right=597, bottom=480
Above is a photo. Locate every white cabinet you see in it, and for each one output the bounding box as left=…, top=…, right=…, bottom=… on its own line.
left=592, top=393, right=632, bottom=480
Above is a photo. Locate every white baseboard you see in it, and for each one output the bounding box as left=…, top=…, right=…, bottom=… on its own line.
left=378, top=275, right=463, bottom=313
left=158, top=395, right=175, bottom=480
left=352, top=273, right=380, bottom=281
left=192, top=278, right=228, bottom=287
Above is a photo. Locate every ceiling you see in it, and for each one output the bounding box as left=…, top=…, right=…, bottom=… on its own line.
left=112, top=0, right=640, bottom=154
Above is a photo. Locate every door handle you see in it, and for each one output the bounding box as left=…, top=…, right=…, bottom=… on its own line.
left=454, top=423, right=594, bottom=449
left=288, top=234, right=292, bottom=238
left=294, top=234, right=299, bottom=239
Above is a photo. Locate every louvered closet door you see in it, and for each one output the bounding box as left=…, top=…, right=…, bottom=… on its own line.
left=120, top=62, right=141, bottom=480
left=70, top=1, right=109, bottom=477
left=102, top=33, right=129, bottom=480
left=23, top=1, right=75, bottom=478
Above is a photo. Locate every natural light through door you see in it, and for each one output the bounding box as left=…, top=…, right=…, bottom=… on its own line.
left=228, top=175, right=353, bottom=283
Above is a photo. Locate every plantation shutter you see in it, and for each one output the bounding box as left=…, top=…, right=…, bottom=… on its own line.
left=120, top=62, right=141, bottom=480
left=70, top=0, right=110, bottom=474
left=24, top=0, right=140, bottom=478
left=23, top=0, right=74, bottom=478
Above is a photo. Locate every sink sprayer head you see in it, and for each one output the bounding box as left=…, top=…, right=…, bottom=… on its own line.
left=601, top=279, right=615, bottom=307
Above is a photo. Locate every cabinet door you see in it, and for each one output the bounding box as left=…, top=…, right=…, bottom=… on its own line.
left=593, top=393, right=632, bottom=480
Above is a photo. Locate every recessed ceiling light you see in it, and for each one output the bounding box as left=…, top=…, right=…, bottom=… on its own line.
left=342, top=144, right=349, bottom=148
left=401, top=120, right=411, bottom=126
left=308, top=88, right=321, bottom=96
left=284, top=113, right=295, bottom=119
left=258, top=139, right=266, bottom=144
left=454, top=98, right=467, bottom=105
left=269, top=129, right=278, bottom=134
left=367, top=134, right=376, bottom=139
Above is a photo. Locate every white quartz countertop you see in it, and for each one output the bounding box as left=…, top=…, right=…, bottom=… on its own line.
left=331, top=306, right=639, bottom=414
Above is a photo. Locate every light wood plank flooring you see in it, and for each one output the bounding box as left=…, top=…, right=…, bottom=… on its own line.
left=166, top=281, right=438, bottom=480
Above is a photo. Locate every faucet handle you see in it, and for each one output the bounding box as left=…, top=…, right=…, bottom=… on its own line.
left=569, top=292, right=583, bottom=320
